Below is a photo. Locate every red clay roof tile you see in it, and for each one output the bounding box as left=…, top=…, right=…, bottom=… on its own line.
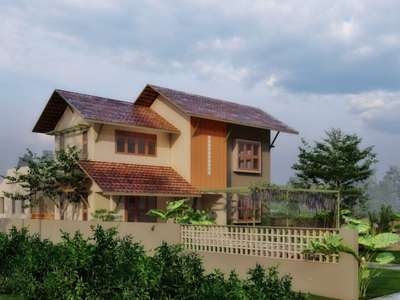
left=135, top=84, right=298, bottom=134
left=79, top=161, right=200, bottom=197
left=33, top=90, right=178, bottom=133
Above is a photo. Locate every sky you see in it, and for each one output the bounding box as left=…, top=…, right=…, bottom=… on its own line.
left=0, top=0, right=400, bottom=184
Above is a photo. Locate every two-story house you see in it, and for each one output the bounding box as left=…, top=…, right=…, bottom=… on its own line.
left=32, top=84, right=298, bottom=224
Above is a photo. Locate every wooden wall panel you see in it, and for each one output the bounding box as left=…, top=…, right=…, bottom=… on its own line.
left=191, top=117, right=227, bottom=189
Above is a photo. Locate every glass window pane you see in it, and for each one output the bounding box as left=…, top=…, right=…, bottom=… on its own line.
left=116, top=136, right=125, bottom=152
left=253, top=144, right=259, bottom=156
left=138, top=138, right=145, bottom=154
left=253, top=158, right=259, bottom=170
left=148, top=140, right=156, bottom=155
left=127, top=138, right=135, bottom=153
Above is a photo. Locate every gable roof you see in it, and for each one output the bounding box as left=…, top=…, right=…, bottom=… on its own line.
left=33, top=90, right=179, bottom=134
left=79, top=160, right=200, bottom=197
left=135, top=84, right=298, bottom=134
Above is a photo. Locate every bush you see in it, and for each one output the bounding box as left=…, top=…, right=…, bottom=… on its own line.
left=0, top=226, right=304, bottom=300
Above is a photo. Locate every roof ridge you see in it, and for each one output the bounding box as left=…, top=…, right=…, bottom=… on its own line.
left=56, top=89, right=133, bottom=105
left=149, top=84, right=266, bottom=112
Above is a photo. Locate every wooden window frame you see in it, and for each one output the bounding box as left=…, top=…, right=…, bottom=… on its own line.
left=59, top=133, right=65, bottom=150
left=233, top=139, right=262, bottom=174
left=81, top=131, right=88, bottom=160
left=236, top=194, right=262, bottom=223
left=115, top=130, right=157, bottom=157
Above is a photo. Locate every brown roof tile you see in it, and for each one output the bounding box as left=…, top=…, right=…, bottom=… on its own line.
left=135, top=85, right=298, bottom=134
left=79, top=161, right=200, bottom=197
left=33, top=90, right=179, bottom=133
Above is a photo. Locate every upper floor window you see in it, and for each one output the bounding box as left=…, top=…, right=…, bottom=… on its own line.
left=115, top=130, right=157, bottom=156
left=81, top=131, right=88, bottom=160
left=234, top=139, right=261, bottom=173
left=59, top=133, right=65, bottom=150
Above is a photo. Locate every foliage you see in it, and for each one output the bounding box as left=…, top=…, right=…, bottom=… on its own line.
left=368, top=205, right=396, bottom=234
left=0, top=226, right=304, bottom=300
left=305, top=211, right=400, bottom=298
left=3, top=147, right=89, bottom=220
left=249, top=181, right=338, bottom=228
left=367, top=166, right=400, bottom=212
left=147, top=199, right=215, bottom=225
left=91, top=209, right=121, bottom=222
left=291, top=128, right=377, bottom=210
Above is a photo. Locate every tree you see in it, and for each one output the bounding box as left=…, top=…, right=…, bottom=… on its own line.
left=367, top=166, right=400, bottom=211
left=4, top=146, right=89, bottom=220
left=292, top=128, right=377, bottom=209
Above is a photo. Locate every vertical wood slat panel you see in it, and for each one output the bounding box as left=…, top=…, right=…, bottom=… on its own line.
left=191, top=117, right=227, bottom=189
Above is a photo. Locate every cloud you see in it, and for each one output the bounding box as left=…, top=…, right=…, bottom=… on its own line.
left=1, top=0, right=400, bottom=93
left=348, top=91, right=400, bottom=134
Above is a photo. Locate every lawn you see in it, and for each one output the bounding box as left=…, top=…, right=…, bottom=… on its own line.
left=366, top=268, right=400, bottom=299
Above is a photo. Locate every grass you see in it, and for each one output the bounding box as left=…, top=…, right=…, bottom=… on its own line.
left=0, top=296, right=23, bottom=300
left=366, top=268, right=400, bottom=299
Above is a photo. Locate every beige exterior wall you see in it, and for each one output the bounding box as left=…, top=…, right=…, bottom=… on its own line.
left=0, top=220, right=358, bottom=299
left=151, top=96, right=191, bottom=181
left=199, top=194, right=227, bottom=225
left=55, top=107, right=86, bottom=131
left=89, top=124, right=171, bottom=166
left=200, top=228, right=358, bottom=300
left=54, top=107, right=88, bottom=152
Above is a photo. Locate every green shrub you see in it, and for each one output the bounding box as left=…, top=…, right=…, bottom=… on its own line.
left=0, top=226, right=304, bottom=300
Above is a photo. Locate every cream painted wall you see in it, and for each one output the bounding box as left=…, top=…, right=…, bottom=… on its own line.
left=55, top=107, right=86, bottom=131
left=151, top=96, right=191, bottom=181
left=90, top=124, right=171, bottom=166
left=54, top=107, right=88, bottom=152
left=0, top=167, right=30, bottom=219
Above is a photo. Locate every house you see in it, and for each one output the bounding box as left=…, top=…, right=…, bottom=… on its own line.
left=32, top=84, right=298, bottom=224
left=0, top=167, right=30, bottom=219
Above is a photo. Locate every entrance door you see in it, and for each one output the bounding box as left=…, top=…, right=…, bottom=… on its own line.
left=125, top=196, right=157, bottom=222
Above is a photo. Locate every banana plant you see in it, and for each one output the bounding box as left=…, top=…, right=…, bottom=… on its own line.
left=305, top=211, right=400, bottom=298
left=147, top=199, right=189, bottom=221
left=147, top=199, right=215, bottom=225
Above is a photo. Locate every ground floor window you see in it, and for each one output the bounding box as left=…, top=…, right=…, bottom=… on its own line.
left=237, top=194, right=261, bottom=222
left=125, top=196, right=157, bottom=222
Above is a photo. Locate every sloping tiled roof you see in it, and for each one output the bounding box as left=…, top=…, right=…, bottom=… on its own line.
left=135, top=84, right=298, bottom=134
left=33, top=90, right=179, bottom=133
left=79, top=161, right=200, bottom=197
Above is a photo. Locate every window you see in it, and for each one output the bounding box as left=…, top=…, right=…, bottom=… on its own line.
left=115, top=131, right=157, bottom=156
left=12, top=199, right=16, bottom=214
left=234, top=139, right=262, bottom=173
left=237, top=194, right=261, bottom=222
left=59, top=133, right=65, bottom=150
left=82, top=131, right=88, bottom=159
left=21, top=200, right=25, bottom=214
left=0, top=197, right=4, bottom=214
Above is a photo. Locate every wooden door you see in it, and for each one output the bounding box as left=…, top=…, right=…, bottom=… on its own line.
left=125, top=196, right=157, bottom=222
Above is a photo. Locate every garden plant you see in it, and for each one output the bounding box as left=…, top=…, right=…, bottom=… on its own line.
left=0, top=225, right=305, bottom=300
left=305, top=210, right=400, bottom=298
